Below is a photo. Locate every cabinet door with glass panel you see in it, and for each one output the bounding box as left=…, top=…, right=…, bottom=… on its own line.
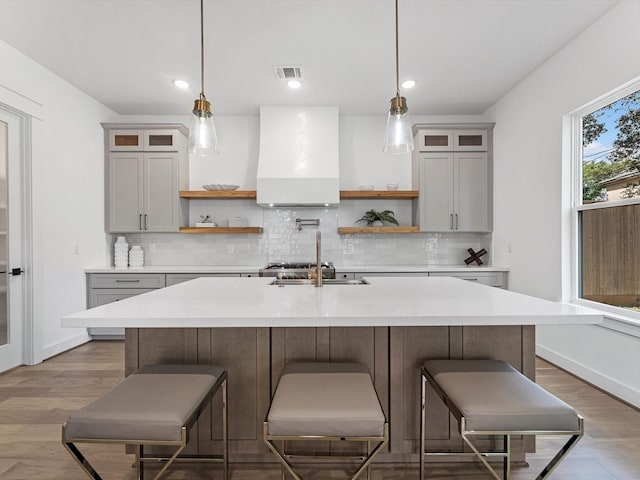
left=416, top=129, right=487, bottom=152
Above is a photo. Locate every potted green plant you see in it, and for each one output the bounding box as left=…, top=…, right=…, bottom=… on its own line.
left=356, top=209, right=399, bottom=227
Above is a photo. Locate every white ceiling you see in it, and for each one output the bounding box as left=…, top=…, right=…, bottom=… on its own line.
left=0, top=0, right=619, bottom=116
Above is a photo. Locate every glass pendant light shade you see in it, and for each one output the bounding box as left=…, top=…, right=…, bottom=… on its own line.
left=188, top=0, right=219, bottom=156
left=383, top=95, right=414, bottom=154
left=188, top=96, right=220, bottom=155
left=384, top=0, right=414, bottom=155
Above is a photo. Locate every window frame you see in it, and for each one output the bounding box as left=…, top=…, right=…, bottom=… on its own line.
left=569, top=77, right=640, bottom=334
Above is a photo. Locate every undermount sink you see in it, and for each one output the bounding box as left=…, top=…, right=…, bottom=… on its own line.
left=270, top=278, right=369, bottom=286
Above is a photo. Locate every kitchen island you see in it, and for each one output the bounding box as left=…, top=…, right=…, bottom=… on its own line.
left=63, top=276, right=602, bottom=464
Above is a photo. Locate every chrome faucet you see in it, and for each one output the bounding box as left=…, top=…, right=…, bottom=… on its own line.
left=315, top=230, right=322, bottom=287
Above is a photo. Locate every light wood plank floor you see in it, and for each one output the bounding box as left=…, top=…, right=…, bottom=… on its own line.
left=0, top=340, right=638, bottom=479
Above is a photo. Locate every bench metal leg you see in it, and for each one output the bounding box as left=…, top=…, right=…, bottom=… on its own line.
left=536, top=420, right=584, bottom=480
left=461, top=429, right=505, bottom=480
left=420, top=372, right=426, bottom=480
left=263, top=431, right=302, bottom=480
left=503, top=435, right=510, bottom=480
left=222, top=378, right=229, bottom=480
left=136, top=445, right=143, bottom=480
left=349, top=432, right=388, bottom=480
left=265, top=423, right=388, bottom=480
left=62, top=438, right=103, bottom=480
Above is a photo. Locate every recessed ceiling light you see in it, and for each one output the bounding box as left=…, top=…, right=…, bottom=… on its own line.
left=173, top=79, right=190, bottom=89
left=288, top=80, right=302, bottom=89
left=402, top=80, right=416, bottom=89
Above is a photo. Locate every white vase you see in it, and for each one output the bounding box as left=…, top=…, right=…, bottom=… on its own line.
left=114, top=236, right=129, bottom=268
left=371, top=220, right=384, bottom=227
left=129, top=245, right=144, bottom=267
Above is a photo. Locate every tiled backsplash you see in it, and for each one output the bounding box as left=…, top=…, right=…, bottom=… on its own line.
left=122, top=208, right=492, bottom=267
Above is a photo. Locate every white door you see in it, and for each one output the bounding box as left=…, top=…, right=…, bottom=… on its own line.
left=0, top=108, right=25, bottom=372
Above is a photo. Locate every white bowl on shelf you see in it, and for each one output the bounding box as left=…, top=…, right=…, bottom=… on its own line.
left=228, top=217, right=248, bottom=227
left=203, top=184, right=240, bottom=191
left=358, top=185, right=374, bottom=191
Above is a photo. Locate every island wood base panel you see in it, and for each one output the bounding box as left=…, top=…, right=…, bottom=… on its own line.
left=124, top=325, right=535, bottom=463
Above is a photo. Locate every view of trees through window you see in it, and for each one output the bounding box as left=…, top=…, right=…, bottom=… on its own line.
left=582, top=91, right=640, bottom=203
left=580, top=89, right=640, bottom=314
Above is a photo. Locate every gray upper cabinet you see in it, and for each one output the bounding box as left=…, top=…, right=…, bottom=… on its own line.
left=104, top=124, right=189, bottom=233
left=412, top=124, right=493, bottom=233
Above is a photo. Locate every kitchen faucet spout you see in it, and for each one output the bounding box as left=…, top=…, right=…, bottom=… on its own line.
left=316, top=231, right=322, bottom=287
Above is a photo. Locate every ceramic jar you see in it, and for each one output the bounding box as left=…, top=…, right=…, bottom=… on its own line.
left=129, top=245, right=144, bottom=267
left=114, top=236, right=129, bottom=268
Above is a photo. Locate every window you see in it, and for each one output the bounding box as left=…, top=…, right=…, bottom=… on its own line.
left=575, top=84, right=640, bottom=322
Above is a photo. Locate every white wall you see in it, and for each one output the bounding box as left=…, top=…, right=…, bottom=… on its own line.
left=0, top=40, right=116, bottom=362
left=486, top=0, right=640, bottom=407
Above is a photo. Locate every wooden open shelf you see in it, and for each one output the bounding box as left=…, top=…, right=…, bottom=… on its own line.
left=179, top=190, right=257, bottom=199
left=179, top=227, right=263, bottom=234
left=338, top=226, right=420, bottom=234
left=339, top=190, right=418, bottom=199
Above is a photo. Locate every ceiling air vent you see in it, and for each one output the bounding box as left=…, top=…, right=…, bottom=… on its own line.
left=274, top=66, right=303, bottom=80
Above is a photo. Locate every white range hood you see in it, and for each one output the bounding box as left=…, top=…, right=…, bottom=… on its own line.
left=257, top=106, right=339, bottom=207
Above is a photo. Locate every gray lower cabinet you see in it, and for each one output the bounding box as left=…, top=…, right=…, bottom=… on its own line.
left=340, top=271, right=506, bottom=288
left=86, top=273, right=166, bottom=338
left=429, top=271, right=506, bottom=288
left=166, top=273, right=241, bottom=286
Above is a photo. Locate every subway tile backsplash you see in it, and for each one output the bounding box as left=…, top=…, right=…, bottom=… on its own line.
left=121, top=208, right=492, bottom=267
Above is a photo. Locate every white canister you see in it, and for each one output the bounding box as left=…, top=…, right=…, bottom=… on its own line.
left=129, top=245, right=144, bottom=267
left=114, top=236, right=129, bottom=268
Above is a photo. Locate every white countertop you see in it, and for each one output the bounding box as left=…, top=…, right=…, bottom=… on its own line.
left=85, top=265, right=509, bottom=274
left=64, top=276, right=601, bottom=328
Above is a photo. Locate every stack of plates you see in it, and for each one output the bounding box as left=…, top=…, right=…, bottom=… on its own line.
left=203, top=184, right=240, bottom=191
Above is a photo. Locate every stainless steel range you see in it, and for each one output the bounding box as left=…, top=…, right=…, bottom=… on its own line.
left=259, top=262, right=336, bottom=280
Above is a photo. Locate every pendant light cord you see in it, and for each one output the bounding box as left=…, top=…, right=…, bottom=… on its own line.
left=395, top=0, right=400, bottom=98
left=200, top=0, right=205, bottom=100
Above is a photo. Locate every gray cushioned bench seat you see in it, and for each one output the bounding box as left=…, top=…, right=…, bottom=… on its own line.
left=424, top=359, right=580, bottom=433
left=267, top=362, right=386, bottom=438
left=65, top=364, right=225, bottom=442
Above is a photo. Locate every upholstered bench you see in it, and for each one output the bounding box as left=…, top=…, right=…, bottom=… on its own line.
left=62, top=364, right=227, bottom=480
left=264, top=362, right=388, bottom=480
left=420, top=359, right=583, bottom=480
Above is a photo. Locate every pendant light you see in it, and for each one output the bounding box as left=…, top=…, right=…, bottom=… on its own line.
left=383, top=0, right=414, bottom=154
left=188, top=0, right=220, bottom=155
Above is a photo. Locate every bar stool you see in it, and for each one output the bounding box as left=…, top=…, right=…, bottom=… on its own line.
left=264, top=362, right=388, bottom=480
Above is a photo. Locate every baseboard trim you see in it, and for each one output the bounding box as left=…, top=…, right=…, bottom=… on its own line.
left=40, top=331, right=91, bottom=362
left=537, top=344, right=640, bottom=409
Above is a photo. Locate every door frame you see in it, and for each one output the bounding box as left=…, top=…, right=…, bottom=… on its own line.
left=0, top=102, right=34, bottom=368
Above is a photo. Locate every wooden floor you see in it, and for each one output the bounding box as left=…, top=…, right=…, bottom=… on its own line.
left=0, top=341, right=638, bottom=479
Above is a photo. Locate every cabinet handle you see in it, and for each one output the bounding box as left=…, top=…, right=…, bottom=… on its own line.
left=450, top=214, right=453, bottom=230
left=144, top=214, right=148, bottom=230
left=455, top=213, right=459, bottom=230
left=116, top=279, right=140, bottom=283
left=462, top=278, right=478, bottom=281
left=139, top=214, right=143, bottom=230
